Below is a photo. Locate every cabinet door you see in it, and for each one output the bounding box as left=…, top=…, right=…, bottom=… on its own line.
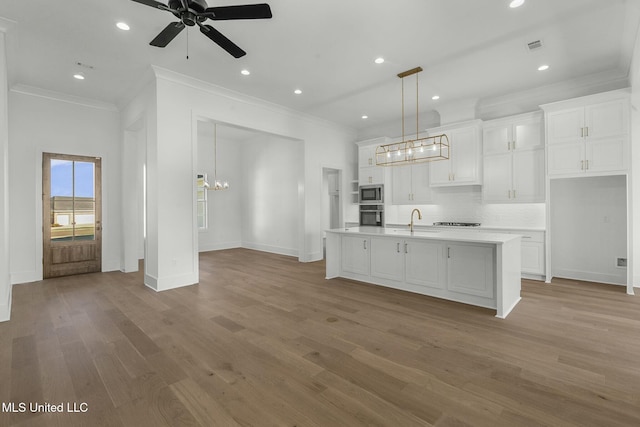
left=392, top=165, right=413, bottom=204
left=512, top=149, right=544, bottom=202
left=405, top=240, right=445, bottom=289
left=585, top=138, right=627, bottom=173
left=370, top=237, right=404, bottom=281
left=359, top=166, right=384, bottom=185
left=521, top=241, right=544, bottom=275
left=483, top=124, right=511, bottom=155
left=359, top=146, right=376, bottom=167
left=585, top=99, right=628, bottom=140
left=547, top=143, right=585, bottom=176
left=446, top=244, right=494, bottom=299
left=547, top=108, right=584, bottom=145
left=482, top=153, right=512, bottom=202
left=411, top=164, right=433, bottom=204
left=513, top=117, right=543, bottom=150
left=341, top=236, right=370, bottom=276
left=450, top=127, right=480, bottom=184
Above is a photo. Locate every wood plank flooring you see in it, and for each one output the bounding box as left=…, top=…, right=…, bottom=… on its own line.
left=1, top=248, right=640, bottom=426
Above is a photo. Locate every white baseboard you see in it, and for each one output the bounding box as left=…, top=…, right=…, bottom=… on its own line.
left=10, top=270, right=40, bottom=285
left=102, top=259, right=120, bottom=272
left=145, top=271, right=198, bottom=292
left=0, top=284, right=12, bottom=322
left=198, top=241, right=241, bottom=252
left=552, top=268, right=626, bottom=286
left=241, top=242, right=298, bottom=258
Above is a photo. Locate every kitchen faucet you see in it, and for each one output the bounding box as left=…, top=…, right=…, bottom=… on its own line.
left=409, top=208, right=422, bottom=232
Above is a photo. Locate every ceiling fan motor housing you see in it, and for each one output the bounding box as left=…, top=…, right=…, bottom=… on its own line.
left=168, top=0, right=208, bottom=25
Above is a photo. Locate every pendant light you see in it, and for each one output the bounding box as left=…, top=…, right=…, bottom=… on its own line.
left=210, top=124, right=229, bottom=191
left=375, top=66, right=449, bottom=166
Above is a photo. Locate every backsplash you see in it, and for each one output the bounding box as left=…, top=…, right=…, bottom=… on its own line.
left=384, top=186, right=546, bottom=229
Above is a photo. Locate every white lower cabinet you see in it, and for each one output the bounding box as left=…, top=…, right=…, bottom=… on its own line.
left=370, top=237, right=404, bottom=281
left=343, top=236, right=496, bottom=304
left=446, top=243, right=495, bottom=299
left=341, top=235, right=370, bottom=275
left=405, top=240, right=446, bottom=289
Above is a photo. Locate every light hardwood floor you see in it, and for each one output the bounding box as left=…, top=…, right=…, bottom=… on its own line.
left=1, top=248, right=640, bottom=426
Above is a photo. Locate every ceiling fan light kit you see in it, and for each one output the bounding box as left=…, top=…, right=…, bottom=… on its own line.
left=376, top=66, right=450, bottom=166
left=131, top=0, right=272, bottom=58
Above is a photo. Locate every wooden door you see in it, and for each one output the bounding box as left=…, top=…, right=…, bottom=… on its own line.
left=43, top=153, right=102, bottom=278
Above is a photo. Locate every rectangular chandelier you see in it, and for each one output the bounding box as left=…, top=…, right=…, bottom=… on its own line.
left=375, top=134, right=449, bottom=166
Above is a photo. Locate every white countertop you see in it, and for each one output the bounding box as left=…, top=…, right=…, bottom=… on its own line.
left=384, top=223, right=545, bottom=233
left=326, top=226, right=521, bottom=244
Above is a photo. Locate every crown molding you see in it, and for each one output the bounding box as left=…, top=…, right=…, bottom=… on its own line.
left=478, top=68, right=630, bottom=120
left=151, top=66, right=356, bottom=136
left=10, top=84, right=119, bottom=112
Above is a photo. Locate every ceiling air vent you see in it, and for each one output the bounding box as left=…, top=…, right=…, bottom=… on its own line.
left=527, top=39, right=543, bottom=51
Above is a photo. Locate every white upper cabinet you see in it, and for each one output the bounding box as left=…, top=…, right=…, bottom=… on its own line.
left=543, top=90, right=630, bottom=177
left=483, top=112, right=544, bottom=203
left=483, top=112, right=543, bottom=155
left=429, top=121, right=482, bottom=187
left=356, top=138, right=391, bottom=186
left=392, top=163, right=434, bottom=205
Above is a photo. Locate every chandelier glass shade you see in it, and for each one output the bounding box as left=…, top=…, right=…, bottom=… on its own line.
left=209, top=123, right=229, bottom=191
left=375, top=134, right=449, bottom=166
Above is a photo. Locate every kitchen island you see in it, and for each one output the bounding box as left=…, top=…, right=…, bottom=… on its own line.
left=325, top=227, right=522, bottom=318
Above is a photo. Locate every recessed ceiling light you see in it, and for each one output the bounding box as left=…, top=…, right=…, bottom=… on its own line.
left=432, top=95, right=440, bottom=100
left=509, top=0, right=525, bottom=8
left=73, top=73, right=85, bottom=80
left=374, top=57, right=384, bottom=64
left=294, top=89, right=302, bottom=95
left=116, top=22, right=130, bottom=31
left=241, top=69, right=250, bottom=75
left=538, top=64, right=549, bottom=71
left=362, top=115, right=368, bottom=119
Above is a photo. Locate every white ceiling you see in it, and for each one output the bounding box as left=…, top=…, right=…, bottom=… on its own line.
left=1, top=0, right=639, bottom=133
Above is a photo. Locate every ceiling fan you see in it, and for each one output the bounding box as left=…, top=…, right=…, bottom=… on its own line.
left=131, top=0, right=272, bottom=58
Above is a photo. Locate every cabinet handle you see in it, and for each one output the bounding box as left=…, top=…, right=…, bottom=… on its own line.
left=363, top=240, right=367, bottom=250
left=447, top=247, right=451, bottom=258
left=404, top=243, right=408, bottom=253
left=581, top=127, right=584, bottom=138
left=507, top=141, right=510, bottom=151
left=508, top=190, right=511, bottom=199
left=581, top=160, right=584, bottom=170
left=512, top=140, right=516, bottom=150
left=585, top=127, right=589, bottom=137
left=513, top=189, right=516, bottom=198
left=586, top=159, right=589, bottom=170
left=452, top=173, right=455, bottom=181
left=397, top=242, right=400, bottom=253
left=522, top=236, right=532, bottom=239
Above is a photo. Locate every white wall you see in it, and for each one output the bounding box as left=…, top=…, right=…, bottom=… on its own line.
left=550, top=176, right=627, bottom=285
left=153, top=67, right=357, bottom=263
left=241, top=135, right=302, bottom=257
left=196, top=121, right=243, bottom=251
left=0, top=29, right=11, bottom=321
left=385, top=187, right=546, bottom=229
left=8, top=88, right=122, bottom=284
left=629, top=13, right=640, bottom=288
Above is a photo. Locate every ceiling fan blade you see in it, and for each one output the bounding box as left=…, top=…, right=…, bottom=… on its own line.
left=199, top=24, right=246, bottom=58
left=130, top=0, right=169, bottom=10
left=203, top=4, right=272, bottom=20
left=150, top=22, right=186, bottom=47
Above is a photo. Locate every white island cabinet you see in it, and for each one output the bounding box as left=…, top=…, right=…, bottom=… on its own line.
left=325, top=227, right=522, bottom=319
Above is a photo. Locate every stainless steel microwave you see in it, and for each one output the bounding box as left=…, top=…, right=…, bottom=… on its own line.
left=359, top=184, right=384, bottom=204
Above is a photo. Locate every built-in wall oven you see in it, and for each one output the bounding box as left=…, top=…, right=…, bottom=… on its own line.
left=359, top=184, right=384, bottom=204
left=359, top=204, right=384, bottom=227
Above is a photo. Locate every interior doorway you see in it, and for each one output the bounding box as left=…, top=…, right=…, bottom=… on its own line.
left=42, top=153, right=102, bottom=278
left=322, top=167, right=342, bottom=258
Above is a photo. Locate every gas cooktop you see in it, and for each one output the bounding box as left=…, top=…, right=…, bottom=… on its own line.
left=433, top=222, right=481, bottom=227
